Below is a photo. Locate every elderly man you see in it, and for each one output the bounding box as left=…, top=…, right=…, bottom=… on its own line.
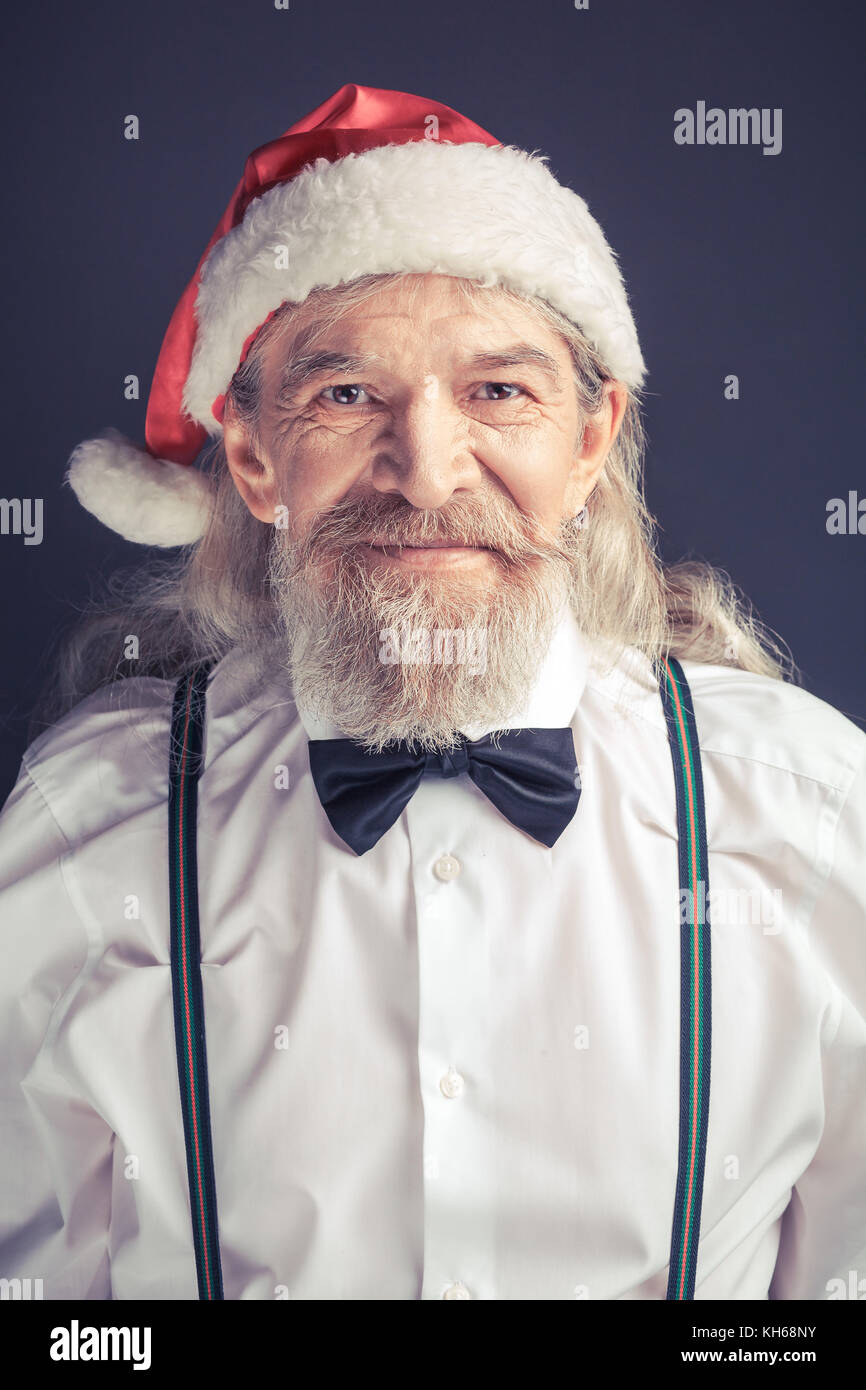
left=0, top=84, right=863, bottom=1303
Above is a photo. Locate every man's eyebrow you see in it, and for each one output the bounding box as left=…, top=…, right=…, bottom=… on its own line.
left=275, top=340, right=564, bottom=400
left=463, top=344, right=564, bottom=387
left=277, top=350, right=385, bottom=400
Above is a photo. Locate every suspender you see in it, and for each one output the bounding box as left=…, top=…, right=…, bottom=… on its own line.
left=168, top=658, right=222, bottom=1301
left=168, top=653, right=712, bottom=1301
left=656, top=656, right=713, bottom=1300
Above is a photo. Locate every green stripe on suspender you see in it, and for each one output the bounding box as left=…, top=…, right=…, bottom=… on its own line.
left=167, top=653, right=711, bottom=1301
left=168, top=659, right=223, bottom=1300
left=658, top=655, right=713, bottom=1301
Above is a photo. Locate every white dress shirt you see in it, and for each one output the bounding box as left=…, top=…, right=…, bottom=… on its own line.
left=0, top=608, right=864, bottom=1301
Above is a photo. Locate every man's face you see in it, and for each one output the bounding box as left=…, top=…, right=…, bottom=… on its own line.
left=223, top=274, right=627, bottom=750
left=231, top=273, right=623, bottom=551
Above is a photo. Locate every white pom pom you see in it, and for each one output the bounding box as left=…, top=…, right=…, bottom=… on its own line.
left=65, top=428, right=214, bottom=547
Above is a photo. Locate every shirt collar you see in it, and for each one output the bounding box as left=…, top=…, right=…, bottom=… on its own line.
left=297, top=601, right=591, bottom=743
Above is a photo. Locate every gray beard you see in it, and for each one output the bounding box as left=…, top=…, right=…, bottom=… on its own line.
left=266, top=527, right=578, bottom=754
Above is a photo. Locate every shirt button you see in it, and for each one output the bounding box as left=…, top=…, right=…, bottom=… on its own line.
left=443, top=1282, right=472, bottom=1299
left=433, top=853, right=461, bottom=882
left=439, top=1067, right=465, bottom=1099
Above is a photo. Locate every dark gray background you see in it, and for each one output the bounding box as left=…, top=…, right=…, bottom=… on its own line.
left=1, top=0, right=863, bottom=799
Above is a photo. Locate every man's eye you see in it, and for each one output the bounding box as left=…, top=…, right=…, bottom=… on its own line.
left=473, top=382, right=524, bottom=401
left=320, top=384, right=372, bottom=406
left=318, top=381, right=525, bottom=406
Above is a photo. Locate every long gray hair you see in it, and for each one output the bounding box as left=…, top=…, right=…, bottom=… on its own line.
left=31, top=272, right=797, bottom=738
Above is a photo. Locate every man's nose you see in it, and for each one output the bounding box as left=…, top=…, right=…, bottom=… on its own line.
left=370, top=389, right=482, bottom=509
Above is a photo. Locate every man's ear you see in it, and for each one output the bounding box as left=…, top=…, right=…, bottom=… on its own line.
left=222, top=410, right=282, bottom=525
left=564, top=380, right=629, bottom=517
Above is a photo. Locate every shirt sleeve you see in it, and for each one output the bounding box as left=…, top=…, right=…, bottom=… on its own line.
left=0, top=757, right=114, bottom=1299
left=769, top=744, right=866, bottom=1301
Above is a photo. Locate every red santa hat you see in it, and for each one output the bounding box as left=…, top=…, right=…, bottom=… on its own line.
left=66, top=83, right=646, bottom=548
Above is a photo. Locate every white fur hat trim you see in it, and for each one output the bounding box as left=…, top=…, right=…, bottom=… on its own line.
left=184, top=139, right=645, bottom=427
left=65, top=429, right=214, bottom=548
left=68, top=140, right=644, bottom=547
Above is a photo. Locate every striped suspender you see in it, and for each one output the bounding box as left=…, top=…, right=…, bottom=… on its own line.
left=657, top=655, right=713, bottom=1300
left=168, top=659, right=223, bottom=1300
left=168, top=653, right=711, bottom=1301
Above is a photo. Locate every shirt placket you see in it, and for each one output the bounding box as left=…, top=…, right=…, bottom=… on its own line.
left=406, top=778, right=495, bottom=1300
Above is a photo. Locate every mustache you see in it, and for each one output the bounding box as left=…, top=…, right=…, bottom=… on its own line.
left=286, top=491, right=576, bottom=567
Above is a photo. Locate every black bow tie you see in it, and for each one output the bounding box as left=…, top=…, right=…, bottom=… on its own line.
left=307, top=727, right=581, bottom=855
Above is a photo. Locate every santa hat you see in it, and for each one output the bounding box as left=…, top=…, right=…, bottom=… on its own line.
left=66, top=83, right=646, bottom=548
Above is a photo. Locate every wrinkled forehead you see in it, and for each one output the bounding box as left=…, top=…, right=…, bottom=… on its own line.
left=257, top=274, right=571, bottom=385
